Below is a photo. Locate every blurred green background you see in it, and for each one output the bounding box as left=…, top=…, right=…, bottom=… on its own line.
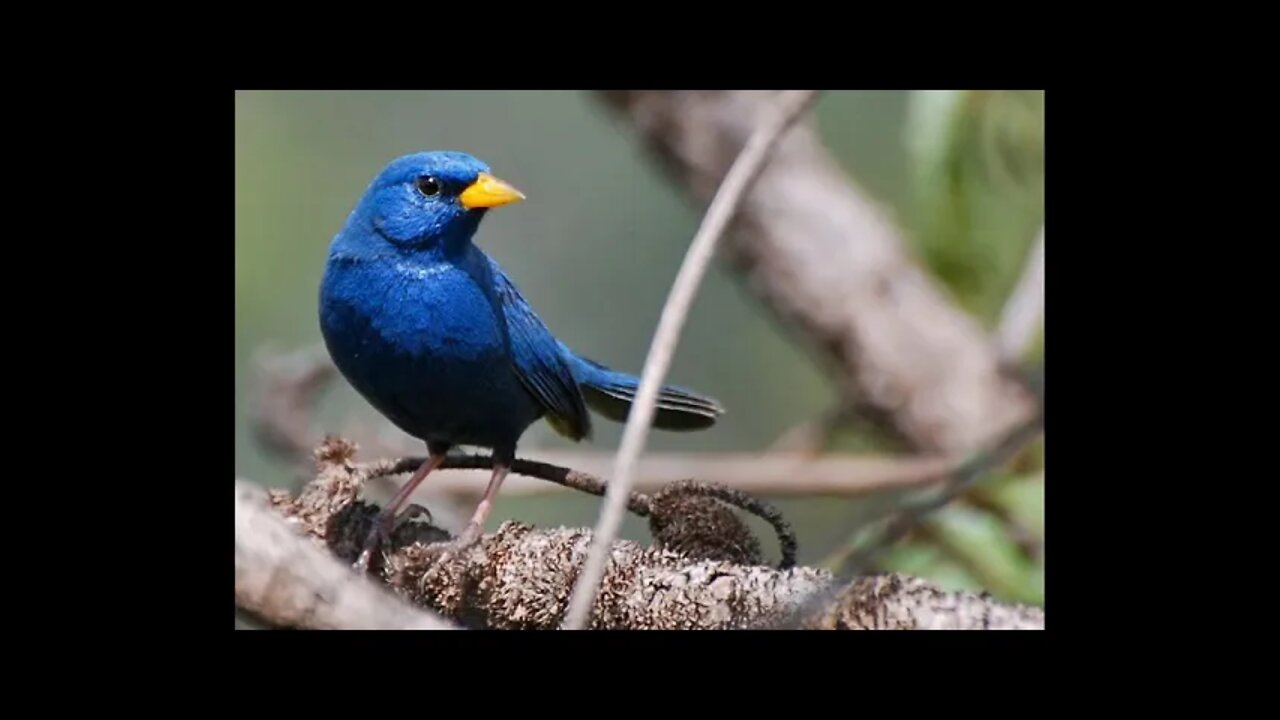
left=235, top=90, right=1043, bottom=607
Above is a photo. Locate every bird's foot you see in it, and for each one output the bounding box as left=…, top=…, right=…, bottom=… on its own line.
left=396, top=503, right=433, bottom=528
left=352, top=514, right=394, bottom=573
left=352, top=533, right=384, bottom=573
left=351, top=452, right=447, bottom=573
left=352, top=504, right=437, bottom=572
left=352, top=547, right=375, bottom=573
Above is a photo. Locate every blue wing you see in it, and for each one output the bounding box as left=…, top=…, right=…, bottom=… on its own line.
left=561, top=348, right=724, bottom=431
left=489, top=259, right=592, bottom=441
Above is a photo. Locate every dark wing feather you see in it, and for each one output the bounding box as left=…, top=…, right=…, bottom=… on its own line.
left=490, top=261, right=592, bottom=441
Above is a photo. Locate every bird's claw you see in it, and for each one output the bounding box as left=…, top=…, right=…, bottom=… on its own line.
left=353, top=504, right=439, bottom=573
left=396, top=503, right=433, bottom=529
left=353, top=530, right=386, bottom=573
left=352, top=548, right=375, bottom=573
left=353, top=515, right=394, bottom=573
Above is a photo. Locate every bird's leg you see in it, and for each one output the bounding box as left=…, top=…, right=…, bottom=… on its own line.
left=454, top=463, right=510, bottom=548
left=354, top=452, right=447, bottom=571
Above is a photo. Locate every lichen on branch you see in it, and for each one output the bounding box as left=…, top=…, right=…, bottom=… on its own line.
left=235, top=437, right=1043, bottom=630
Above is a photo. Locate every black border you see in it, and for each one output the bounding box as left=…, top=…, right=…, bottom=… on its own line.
left=103, top=86, right=1108, bottom=657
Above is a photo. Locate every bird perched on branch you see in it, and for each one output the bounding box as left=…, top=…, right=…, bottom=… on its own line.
left=320, top=151, right=724, bottom=570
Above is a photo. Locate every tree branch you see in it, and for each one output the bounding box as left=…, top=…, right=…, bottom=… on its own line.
left=564, top=90, right=821, bottom=629
left=372, top=446, right=799, bottom=570
left=777, top=410, right=1043, bottom=627
left=596, top=90, right=1038, bottom=454
left=995, top=225, right=1045, bottom=362
left=426, top=451, right=953, bottom=498
left=236, top=437, right=1043, bottom=630
left=795, top=573, right=1045, bottom=630
left=836, top=412, right=1043, bottom=578
left=234, top=478, right=455, bottom=630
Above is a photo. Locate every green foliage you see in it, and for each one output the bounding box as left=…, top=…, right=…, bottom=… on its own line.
left=932, top=501, right=1042, bottom=605
left=905, top=90, right=1044, bottom=323
left=875, top=470, right=1044, bottom=606
left=882, top=543, right=984, bottom=594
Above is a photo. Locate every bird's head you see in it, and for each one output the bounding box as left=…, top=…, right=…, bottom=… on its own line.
left=338, top=151, right=525, bottom=254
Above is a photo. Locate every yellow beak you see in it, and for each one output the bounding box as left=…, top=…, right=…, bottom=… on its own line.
left=459, top=172, right=526, bottom=210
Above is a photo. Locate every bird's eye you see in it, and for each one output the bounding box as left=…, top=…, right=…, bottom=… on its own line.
left=415, top=176, right=442, bottom=197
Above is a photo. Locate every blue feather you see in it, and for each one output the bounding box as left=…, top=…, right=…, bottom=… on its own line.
left=559, top=343, right=724, bottom=431
left=319, top=150, right=723, bottom=464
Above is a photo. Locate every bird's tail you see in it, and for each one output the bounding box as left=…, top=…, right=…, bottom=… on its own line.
left=559, top=343, right=724, bottom=431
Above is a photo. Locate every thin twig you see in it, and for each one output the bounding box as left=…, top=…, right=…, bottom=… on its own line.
left=563, top=90, right=821, bottom=630
left=837, top=414, right=1043, bottom=577
left=366, top=453, right=798, bottom=569
left=406, top=454, right=644, bottom=513
left=597, top=90, right=1037, bottom=454
left=381, top=451, right=954, bottom=499
left=995, top=225, right=1045, bottom=362
left=774, top=413, right=1042, bottom=628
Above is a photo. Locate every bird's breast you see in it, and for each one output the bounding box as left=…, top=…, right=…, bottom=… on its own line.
left=322, top=259, right=505, bottom=361
left=319, top=257, right=537, bottom=441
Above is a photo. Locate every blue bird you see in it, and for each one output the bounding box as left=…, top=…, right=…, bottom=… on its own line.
left=319, top=151, right=724, bottom=569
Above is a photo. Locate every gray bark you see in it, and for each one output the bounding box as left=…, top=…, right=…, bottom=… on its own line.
left=234, top=439, right=1043, bottom=630
left=596, top=91, right=1037, bottom=454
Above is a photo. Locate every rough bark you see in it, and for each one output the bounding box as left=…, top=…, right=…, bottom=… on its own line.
left=797, top=573, right=1046, bottom=630
left=235, top=478, right=454, bottom=630
left=596, top=90, right=1037, bottom=454
left=234, top=438, right=1044, bottom=630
